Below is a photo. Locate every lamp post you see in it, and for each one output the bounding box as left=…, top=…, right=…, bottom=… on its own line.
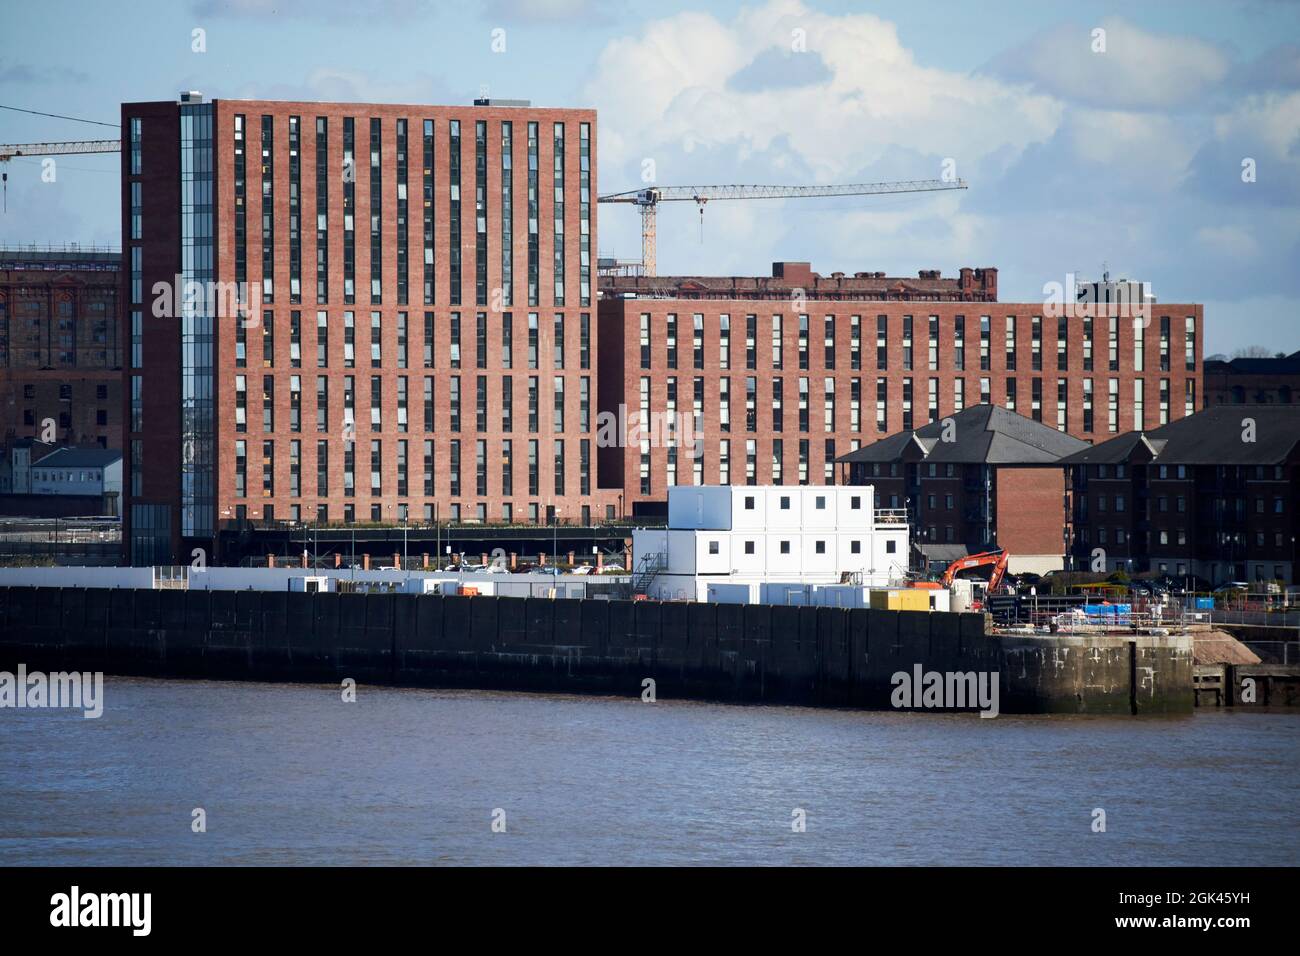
left=553, top=507, right=560, bottom=570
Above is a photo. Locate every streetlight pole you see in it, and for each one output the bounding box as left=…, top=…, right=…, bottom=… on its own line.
left=553, top=507, right=560, bottom=569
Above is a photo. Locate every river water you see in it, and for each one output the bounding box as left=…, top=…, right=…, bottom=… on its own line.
left=1, top=677, right=1296, bottom=866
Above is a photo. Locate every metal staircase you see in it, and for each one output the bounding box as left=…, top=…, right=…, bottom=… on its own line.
left=632, top=551, right=667, bottom=595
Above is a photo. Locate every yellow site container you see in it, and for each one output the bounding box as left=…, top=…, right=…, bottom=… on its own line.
left=869, top=588, right=932, bottom=612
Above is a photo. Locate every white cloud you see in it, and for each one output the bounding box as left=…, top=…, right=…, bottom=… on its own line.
left=985, top=16, right=1230, bottom=110
left=1195, top=225, right=1260, bottom=259
left=586, top=0, right=1061, bottom=179
left=1212, top=90, right=1300, bottom=158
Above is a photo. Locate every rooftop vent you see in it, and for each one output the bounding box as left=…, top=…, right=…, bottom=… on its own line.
left=178, top=90, right=204, bottom=104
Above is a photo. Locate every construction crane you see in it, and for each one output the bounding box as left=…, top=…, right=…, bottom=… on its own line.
left=0, top=140, right=121, bottom=212
left=597, top=179, right=967, bottom=276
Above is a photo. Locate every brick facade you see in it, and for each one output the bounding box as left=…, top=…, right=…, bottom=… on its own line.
left=122, top=96, right=612, bottom=563
left=0, top=249, right=122, bottom=450
left=599, top=295, right=1202, bottom=510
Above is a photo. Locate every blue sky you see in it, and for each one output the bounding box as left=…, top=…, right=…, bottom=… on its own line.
left=1, top=0, right=1298, bottom=356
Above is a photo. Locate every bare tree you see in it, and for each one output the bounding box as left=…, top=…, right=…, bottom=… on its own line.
left=1230, top=345, right=1278, bottom=359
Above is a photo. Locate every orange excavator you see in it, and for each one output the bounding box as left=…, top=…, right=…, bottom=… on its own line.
left=941, top=549, right=1012, bottom=604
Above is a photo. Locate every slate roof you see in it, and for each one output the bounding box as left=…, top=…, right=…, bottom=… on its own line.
left=32, top=447, right=122, bottom=469
left=1056, top=405, right=1300, bottom=467
left=837, top=404, right=1090, bottom=465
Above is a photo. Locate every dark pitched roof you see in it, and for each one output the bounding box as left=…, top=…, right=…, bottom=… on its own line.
left=1057, top=405, right=1300, bottom=467
left=32, top=447, right=122, bottom=469
left=1055, top=432, right=1159, bottom=466
left=837, top=404, right=1089, bottom=465
left=1204, top=350, right=1300, bottom=376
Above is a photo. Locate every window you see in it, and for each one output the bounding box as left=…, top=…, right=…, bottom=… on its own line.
left=129, top=116, right=142, bottom=174
left=708, top=540, right=719, bottom=555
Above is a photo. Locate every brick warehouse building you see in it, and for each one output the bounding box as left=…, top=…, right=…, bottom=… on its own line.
left=1059, top=404, right=1300, bottom=585
left=836, top=404, right=1089, bottom=574
left=0, top=247, right=123, bottom=450
left=122, top=93, right=609, bottom=564
left=598, top=262, right=1202, bottom=514
left=1203, top=349, right=1300, bottom=407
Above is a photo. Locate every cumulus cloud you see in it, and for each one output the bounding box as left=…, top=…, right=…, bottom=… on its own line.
left=588, top=1, right=1061, bottom=173
left=585, top=0, right=1061, bottom=269
left=984, top=17, right=1230, bottom=111
left=1184, top=90, right=1300, bottom=207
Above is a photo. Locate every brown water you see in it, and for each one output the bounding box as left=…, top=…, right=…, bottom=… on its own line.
left=1, top=677, right=1296, bottom=865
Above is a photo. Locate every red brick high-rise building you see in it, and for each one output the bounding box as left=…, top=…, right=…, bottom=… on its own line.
left=598, top=262, right=1202, bottom=514
left=122, top=93, right=605, bottom=564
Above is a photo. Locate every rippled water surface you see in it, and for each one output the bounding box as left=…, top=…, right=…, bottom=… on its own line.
left=1, top=677, right=1296, bottom=865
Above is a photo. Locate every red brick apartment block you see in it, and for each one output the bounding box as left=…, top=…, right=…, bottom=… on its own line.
left=122, top=94, right=609, bottom=563
left=598, top=264, right=1201, bottom=513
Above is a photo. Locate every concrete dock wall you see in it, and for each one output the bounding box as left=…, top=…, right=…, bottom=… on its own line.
left=0, top=587, right=1193, bottom=714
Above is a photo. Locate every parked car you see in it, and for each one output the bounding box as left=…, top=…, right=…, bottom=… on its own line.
left=600, top=561, right=625, bottom=573
left=570, top=564, right=593, bottom=575
left=1215, top=582, right=1251, bottom=593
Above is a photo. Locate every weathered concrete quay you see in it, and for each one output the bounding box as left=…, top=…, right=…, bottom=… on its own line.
left=0, top=587, right=1194, bottom=715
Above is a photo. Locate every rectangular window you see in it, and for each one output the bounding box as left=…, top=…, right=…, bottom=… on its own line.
left=129, top=116, right=142, bottom=175
left=449, top=118, right=462, bottom=305
left=475, top=119, right=487, bottom=306
left=552, top=122, right=565, bottom=306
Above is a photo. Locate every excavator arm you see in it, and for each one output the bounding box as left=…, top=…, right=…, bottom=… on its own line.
left=941, top=549, right=1011, bottom=591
